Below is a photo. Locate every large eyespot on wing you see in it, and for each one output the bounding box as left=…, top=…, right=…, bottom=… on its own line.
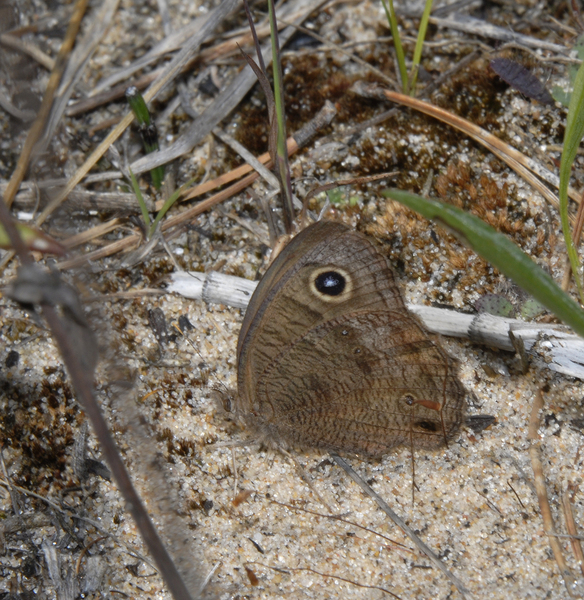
left=309, top=266, right=353, bottom=304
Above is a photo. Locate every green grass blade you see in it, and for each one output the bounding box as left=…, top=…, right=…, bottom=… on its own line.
left=408, top=0, right=433, bottom=94
left=149, top=177, right=196, bottom=237
left=141, top=124, right=165, bottom=189
left=126, top=86, right=165, bottom=190
left=128, top=168, right=152, bottom=234
left=381, top=0, right=409, bottom=94
left=559, top=57, right=584, bottom=304
left=383, top=189, right=584, bottom=337
left=126, top=86, right=151, bottom=126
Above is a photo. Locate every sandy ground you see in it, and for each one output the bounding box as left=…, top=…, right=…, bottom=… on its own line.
left=1, top=0, right=583, bottom=598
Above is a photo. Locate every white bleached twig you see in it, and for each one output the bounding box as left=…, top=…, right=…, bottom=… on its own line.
left=168, top=271, right=584, bottom=380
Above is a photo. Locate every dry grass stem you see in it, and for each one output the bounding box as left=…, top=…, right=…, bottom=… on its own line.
left=528, top=388, right=578, bottom=597
left=561, top=484, right=584, bottom=578
left=62, top=218, right=122, bottom=250
left=0, top=33, right=55, bottom=70
left=375, top=87, right=578, bottom=219
left=3, top=0, right=89, bottom=208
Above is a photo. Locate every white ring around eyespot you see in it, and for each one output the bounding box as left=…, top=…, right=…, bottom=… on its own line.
left=308, top=266, right=353, bottom=303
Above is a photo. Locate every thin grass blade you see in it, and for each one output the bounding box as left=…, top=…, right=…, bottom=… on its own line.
left=381, top=0, right=408, bottom=94
left=559, top=57, right=584, bottom=303
left=149, top=177, right=197, bottom=237
left=409, top=0, right=433, bottom=93
left=126, top=86, right=165, bottom=189
left=128, top=168, right=152, bottom=234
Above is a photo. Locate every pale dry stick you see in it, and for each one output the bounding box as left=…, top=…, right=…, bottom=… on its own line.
left=430, top=13, right=567, bottom=54
left=561, top=483, right=584, bottom=577
left=3, top=0, right=89, bottom=208
left=169, top=270, right=584, bottom=378
left=0, top=91, right=35, bottom=121
left=62, top=218, right=122, bottom=250
left=331, top=453, right=470, bottom=600
left=528, top=388, right=578, bottom=597
left=494, top=41, right=582, bottom=65
left=34, top=0, right=240, bottom=228
left=212, top=129, right=281, bottom=190
left=12, top=189, right=138, bottom=213
left=397, top=34, right=580, bottom=65
left=550, top=14, right=579, bottom=36
left=0, top=32, right=56, bottom=70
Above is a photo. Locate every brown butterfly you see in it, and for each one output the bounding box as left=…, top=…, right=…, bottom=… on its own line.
left=237, top=220, right=467, bottom=457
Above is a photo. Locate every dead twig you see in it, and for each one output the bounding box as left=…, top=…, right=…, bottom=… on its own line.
left=0, top=32, right=55, bottom=70
left=528, top=388, right=578, bottom=596
left=561, top=483, right=584, bottom=578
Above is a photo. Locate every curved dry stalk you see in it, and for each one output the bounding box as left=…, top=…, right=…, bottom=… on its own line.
left=0, top=32, right=55, bottom=70
left=246, top=561, right=402, bottom=598
left=358, top=84, right=579, bottom=221
left=561, top=483, right=584, bottom=577
left=528, top=388, right=579, bottom=597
